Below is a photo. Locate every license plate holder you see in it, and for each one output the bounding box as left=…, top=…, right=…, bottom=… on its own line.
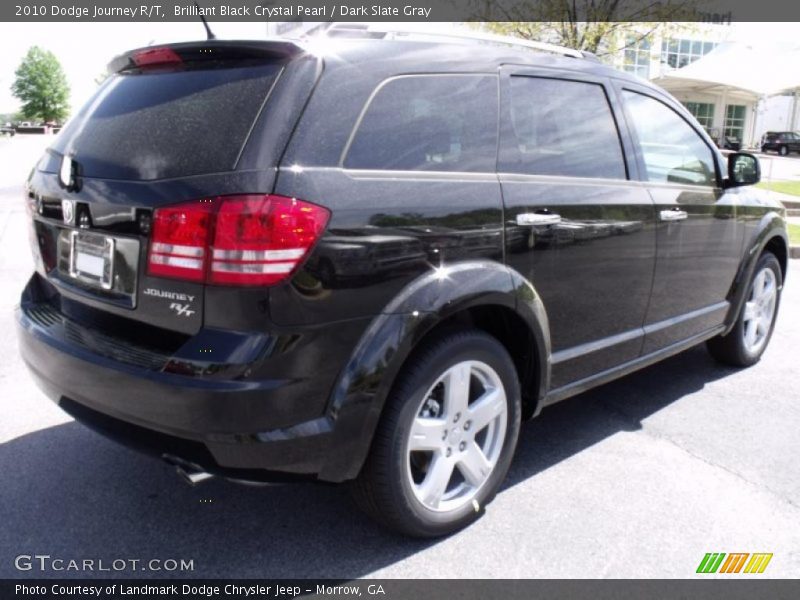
left=68, top=230, right=115, bottom=290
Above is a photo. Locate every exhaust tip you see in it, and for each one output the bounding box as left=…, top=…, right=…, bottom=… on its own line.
left=162, top=454, right=215, bottom=486
left=176, top=466, right=215, bottom=486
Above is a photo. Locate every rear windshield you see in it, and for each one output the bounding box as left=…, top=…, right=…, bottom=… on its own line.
left=52, top=63, right=281, bottom=180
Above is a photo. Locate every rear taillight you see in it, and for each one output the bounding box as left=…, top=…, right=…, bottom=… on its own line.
left=147, top=195, right=329, bottom=287
left=210, top=195, right=328, bottom=285
left=148, top=200, right=214, bottom=282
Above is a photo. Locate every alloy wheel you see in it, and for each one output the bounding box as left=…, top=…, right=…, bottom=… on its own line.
left=742, top=266, right=778, bottom=354
left=405, top=360, right=507, bottom=513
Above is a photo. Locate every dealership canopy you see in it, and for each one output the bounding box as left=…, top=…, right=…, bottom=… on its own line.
left=653, top=42, right=800, bottom=100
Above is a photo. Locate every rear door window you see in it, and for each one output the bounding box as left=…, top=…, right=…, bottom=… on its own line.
left=499, top=76, right=627, bottom=180
left=343, top=74, right=498, bottom=172
left=52, top=63, right=281, bottom=180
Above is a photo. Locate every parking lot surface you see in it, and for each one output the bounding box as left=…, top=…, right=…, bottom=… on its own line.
left=1, top=135, right=799, bottom=578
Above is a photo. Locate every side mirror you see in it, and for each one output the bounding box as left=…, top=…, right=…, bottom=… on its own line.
left=727, top=152, right=760, bottom=187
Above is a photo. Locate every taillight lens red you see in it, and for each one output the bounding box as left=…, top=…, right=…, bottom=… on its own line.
left=148, top=200, right=215, bottom=282
left=147, top=195, right=329, bottom=286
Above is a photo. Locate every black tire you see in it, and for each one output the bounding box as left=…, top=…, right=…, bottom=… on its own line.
left=706, top=252, right=782, bottom=367
left=351, top=329, right=521, bottom=537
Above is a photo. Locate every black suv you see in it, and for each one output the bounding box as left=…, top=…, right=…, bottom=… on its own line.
left=17, top=35, right=788, bottom=537
left=761, top=131, right=800, bottom=155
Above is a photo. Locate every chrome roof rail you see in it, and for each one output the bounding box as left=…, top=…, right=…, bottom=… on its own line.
left=318, top=23, right=592, bottom=60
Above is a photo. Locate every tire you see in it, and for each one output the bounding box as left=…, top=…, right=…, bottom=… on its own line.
left=351, top=329, right=521, bottom=537
left=706, top=252, right=782, bottom=367
left=779, top=145, right=788, bottom=156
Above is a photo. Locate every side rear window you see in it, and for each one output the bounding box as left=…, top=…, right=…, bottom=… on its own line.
left=344, top=75, right=498, bottom=172
left=500, top=76, right=627, bottom=180
left=52, top=63, right=281, bottom=180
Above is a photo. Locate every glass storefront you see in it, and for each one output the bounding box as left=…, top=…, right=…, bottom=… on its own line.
left=684, top=102, right=716, bottom=133
left=724, top=104, right=747, bottom=141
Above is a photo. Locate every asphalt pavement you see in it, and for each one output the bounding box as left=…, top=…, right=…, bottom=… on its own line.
left=1, top=135, right=799, bottom=579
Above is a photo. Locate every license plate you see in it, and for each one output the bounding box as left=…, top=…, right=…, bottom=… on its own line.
left=68, top=231, right=115, bottom=290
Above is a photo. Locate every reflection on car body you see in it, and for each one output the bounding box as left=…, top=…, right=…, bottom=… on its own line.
left=508, top=217, right=645, bottom=251
left=310, top=230, right=426, bottom=284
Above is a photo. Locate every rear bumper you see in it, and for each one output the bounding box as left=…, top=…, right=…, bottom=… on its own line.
left=16, top=277, right=371, bottom=482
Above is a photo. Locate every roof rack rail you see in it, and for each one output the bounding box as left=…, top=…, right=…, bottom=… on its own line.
left=316, top=23, right=597, bottom=61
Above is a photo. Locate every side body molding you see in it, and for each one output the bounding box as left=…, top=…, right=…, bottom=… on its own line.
left=318, top=260, right=551, bottom=482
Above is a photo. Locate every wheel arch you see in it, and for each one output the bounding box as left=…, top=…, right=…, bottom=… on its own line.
left=764, top=234, right=788, bottom=281
left=317, top=261, right=551, bottom=482
left=723, top=213, right=788, bottom=336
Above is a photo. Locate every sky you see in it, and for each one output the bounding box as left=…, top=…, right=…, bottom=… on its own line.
left=1, top=21, right=799, bottom=116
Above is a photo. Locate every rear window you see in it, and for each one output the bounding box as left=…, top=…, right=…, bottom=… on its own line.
left=52, top=64, right=281, bottom=180
left=343, top=74, right=498, bottom=172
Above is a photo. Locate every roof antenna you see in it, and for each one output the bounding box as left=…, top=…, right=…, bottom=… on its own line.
left=194, top=1, right=216, bottom=40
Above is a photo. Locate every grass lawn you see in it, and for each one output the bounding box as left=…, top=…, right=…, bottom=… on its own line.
left=757, top=180, right=800, bottom=197
left=789, top=223, right=800, bottom=246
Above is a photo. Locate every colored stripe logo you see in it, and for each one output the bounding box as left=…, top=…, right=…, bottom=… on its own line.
left=697, top=553, right=773, bottom=574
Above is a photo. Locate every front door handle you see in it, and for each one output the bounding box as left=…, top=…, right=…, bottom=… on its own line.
left=659, top=209, right=688, bottom=222
left=516, top=212, right=562, bottom=226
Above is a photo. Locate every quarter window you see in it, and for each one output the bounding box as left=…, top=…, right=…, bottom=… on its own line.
left=623, top=90, right=717, bottom=187
left=344, top=75, right=497, bottom=172
left=500, top=76, right=627, bottom=180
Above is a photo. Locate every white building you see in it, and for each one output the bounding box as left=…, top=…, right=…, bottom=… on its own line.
left=611, top=23, right=800, bottom=149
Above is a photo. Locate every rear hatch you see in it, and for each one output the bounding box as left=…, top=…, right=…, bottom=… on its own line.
left=26, top=40, right=317, bottom=344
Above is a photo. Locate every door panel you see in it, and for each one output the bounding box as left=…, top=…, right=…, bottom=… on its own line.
left=617, top=85, right=744, bottom=352
left=642, top=185, right=743, bottom=351
left=502, top=178, right=656, bottom=387
left=499, top=69, right=656, bottom=390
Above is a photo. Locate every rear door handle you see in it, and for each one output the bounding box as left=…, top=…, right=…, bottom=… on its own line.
left=516, top=212, right=562, bottom=226
left=659, top=209, right=688, bottom=222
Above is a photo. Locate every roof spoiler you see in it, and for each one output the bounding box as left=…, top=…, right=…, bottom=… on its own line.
left=107, top=39, right=305, bottom=74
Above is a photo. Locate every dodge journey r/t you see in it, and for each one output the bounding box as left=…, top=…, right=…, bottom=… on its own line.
left=17, top=31, right=787, bottom=537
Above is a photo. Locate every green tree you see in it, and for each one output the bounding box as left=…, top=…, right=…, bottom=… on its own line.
left=470, top=0, right=698, bottom=57
left=11, top=46, right=70, bottom=123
